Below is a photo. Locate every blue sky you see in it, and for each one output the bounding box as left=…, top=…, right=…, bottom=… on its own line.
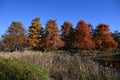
left=0, top=0, right=120, bottom=36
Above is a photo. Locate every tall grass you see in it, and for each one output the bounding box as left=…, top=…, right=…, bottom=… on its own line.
left=0, top=51, right=117, bottom=80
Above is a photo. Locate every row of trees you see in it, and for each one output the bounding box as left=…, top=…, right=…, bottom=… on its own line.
left=0, top=18, right=119, bottom=51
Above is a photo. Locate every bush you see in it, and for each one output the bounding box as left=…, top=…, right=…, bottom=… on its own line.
left=0, top=57, right=49, bottom=80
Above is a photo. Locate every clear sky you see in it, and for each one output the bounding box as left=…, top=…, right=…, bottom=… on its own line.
left=0, top=0, right=120, bottom=37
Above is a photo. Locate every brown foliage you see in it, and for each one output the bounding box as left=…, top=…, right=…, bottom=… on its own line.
left=26, top=18, right=43, bottom=50
left=0, top=18, right=119, bottom=51
left=61, top=21, right=74, bottom=49
left=73, top=20, right=95, bottom=50
left=1, top=22, right=26, bottom=51
left=41, top=19, right=64, bottom=51
left=94, top=24, right=118, bottom=50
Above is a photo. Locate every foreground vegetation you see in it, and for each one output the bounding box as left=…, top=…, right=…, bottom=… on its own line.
left=0, top=56, right=49, bottom=80
left=0, top=51, right=117, bottom=80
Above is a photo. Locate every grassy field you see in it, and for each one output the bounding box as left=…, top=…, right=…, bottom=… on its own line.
left=0, top=50, right=117, bottom=80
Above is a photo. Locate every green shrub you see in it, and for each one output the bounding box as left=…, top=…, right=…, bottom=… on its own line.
left=0, top=57, right=49, bottom=80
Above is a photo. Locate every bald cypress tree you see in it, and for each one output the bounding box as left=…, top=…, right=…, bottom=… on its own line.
left=1, top=21, right=26, bottom=51
left=73, top=20, right=95, bottom=50
left=94, top=24, right=118, bottom=50
left=26, top=18, right=43, bottom=50
left=41, top=19, right=64, bottom=51
left=61, top=21, right=74, bottom=49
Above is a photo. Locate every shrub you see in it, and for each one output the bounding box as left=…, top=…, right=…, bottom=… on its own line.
left=0, top=57, right=49, bottom=80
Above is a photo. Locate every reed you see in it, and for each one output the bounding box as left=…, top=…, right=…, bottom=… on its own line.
left=0, top=51, right=116, bottom=80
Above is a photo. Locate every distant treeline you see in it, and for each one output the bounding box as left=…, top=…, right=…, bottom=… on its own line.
left=0, top=18, right=120, bottom=52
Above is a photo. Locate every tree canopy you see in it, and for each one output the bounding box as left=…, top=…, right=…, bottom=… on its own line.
left=1, top=21, right=26, bottom=51
left=40, top=19, right=64, bottom=51
left=94, top=24, right=118, bottom=50
left=26, top=18, right=43, bottom=50
left=73, top=20, right=95, bottom=50
left=61, top=21, right=74, bottom=49
left=0, top=18, right=119, bottom=51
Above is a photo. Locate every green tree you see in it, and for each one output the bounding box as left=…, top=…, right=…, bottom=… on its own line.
left=41, top=19, right=64, bottom=51
left=73, top=20, right=95, bottom=50
left=61, top=21, right=74, bottom=49
left=1, top=21, right=26, bottom=51
left=26, top=18, right=43, bottom=50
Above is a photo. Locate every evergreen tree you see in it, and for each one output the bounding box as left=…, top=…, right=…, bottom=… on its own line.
left=26, top=18, right=43, bottom=50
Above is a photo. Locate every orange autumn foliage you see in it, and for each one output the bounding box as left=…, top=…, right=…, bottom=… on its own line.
left=41, top=20, right=64, bottom=51
left=61, top=21, right=74, bottom=49
left=0, top=17, right=119, bottom=51
left=94, top=24, right=118, bottom=50
left=1, top=22, right=26, bottom=51
left=73, top=20, right=95, bottom=50
left=26, top=18, right=43, bottom=50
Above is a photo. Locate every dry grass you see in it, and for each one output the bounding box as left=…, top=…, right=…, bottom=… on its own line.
left=0, top=51, right=117, bottom=80
left=0, top=51, right=42, bottom=58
